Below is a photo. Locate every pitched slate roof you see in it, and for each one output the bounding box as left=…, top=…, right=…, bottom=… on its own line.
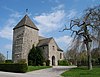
left=38, top=37, right=52, bottom=47
left=13, top=14, right=39, bottom=30
left=39, top=36, right=46, bottom=40
left=38, top=37, right=63, bottom=52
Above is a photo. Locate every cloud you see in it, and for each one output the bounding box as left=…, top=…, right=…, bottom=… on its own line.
left=33, top=4, right=77, bottom=36
left=4, top=44, right=12, bottom=50
left=0, top=18, right=19, bottom=40
left=0, top=26, right=13, bottom=40
left=55, top=35, right=73, bottom=51
left=33, top=6, right=66, bottom=35
left=3, top=6, right=15, bottom=13
left=67, top=9, right=77, bottom=20
left=52, top=4, right=64, bottom=11
left=48, top=0, right=60, bottom=3
left=0, top=7, right=23, bottom=40
left=10, top=12, right=22, bottom=18
left=55, top=35, right=73, bottom=45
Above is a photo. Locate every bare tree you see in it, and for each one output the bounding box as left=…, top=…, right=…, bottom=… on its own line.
left=0, top=52, right=5, bottom=63
left=62, top=5, right=100, bottom=70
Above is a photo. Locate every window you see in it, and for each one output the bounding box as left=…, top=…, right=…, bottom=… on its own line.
left=52, top=46, right=55, bottom=50
left=60, top=53, right=62, bottom=59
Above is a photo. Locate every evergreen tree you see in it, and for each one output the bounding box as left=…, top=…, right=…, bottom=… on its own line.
left=36, top=47, right=44, bottom=66
left=28, top=45, right=36, bottom=65
left=28, top=45, right=44, bottom=66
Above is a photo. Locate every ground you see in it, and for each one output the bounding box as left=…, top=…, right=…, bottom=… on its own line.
left=61, top=66, right=100, bottom=77
left=0, top=66, right=76, bottom=77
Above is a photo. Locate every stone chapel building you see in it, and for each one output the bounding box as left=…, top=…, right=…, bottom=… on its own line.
left=12, top=14, right=63, bottom=66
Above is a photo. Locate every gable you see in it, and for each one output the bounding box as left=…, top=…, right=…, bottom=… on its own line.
left=37, top=38, right=52, bottom=47
left=48, top=38, right=63, bottom=52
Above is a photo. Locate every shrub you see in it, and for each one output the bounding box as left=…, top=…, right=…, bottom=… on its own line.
left=28, top=45, right=45, bottom=66
left=18, top=59, right=26, bottom=64
left=5, top=60, right=13, bottom=63
left=58, top=60, right=70, bottom=66
left=28, top=60, right=33, bottom=65
left=46, top=60, right=50, bottom=66
left=0, top=63, right=28, bottom=73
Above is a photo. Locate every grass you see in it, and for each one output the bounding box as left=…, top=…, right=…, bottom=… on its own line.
left=61, top=66, right=100, bottom=77
left=27, top=66, right=52, bottom=72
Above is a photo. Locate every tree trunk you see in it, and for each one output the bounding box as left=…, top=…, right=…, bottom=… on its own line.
left=86, top=42, right=92, bottom=70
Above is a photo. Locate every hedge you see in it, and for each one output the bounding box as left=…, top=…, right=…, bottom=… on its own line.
left=0, top=63, right=28, bottom=73
left=45, top=60, right=50, bottom=66
left=5, top=60, right=13, bottom=63
left=58, top=60, right=70, bottom=66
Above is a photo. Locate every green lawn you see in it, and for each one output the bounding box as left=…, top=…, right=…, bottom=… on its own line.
left=61, top=66, right=100, bottom=77
left=27, top=66, right=52, bottom=72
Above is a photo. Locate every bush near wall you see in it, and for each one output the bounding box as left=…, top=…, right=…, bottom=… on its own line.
left=5, top=60, right=13, bottom=63
left=45, top=60, right=50, bottom=66
left=58, top=60, right=70, bottom=66
left=0, top=63, right=28, bottom=73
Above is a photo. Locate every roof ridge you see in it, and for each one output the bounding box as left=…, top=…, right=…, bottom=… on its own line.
left=39, top=37, right=52, bottom=41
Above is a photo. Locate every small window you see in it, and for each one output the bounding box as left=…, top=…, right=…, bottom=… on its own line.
left=60, top=53, right=62, bottom=59
left=53, top=46, right=55, bottom=50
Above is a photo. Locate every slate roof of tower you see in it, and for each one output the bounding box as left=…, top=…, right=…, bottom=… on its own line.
left=38, top=37, right=63, bottom=52
left=13, top=14, right=39, bottom=30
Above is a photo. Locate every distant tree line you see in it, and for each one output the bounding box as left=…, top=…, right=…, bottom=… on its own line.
left=0, top=52, right=5, bottom=63
left=65, top=47, right=100, bottom=66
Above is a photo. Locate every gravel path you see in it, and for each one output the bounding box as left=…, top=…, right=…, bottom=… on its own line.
left=0, top=66, right=77, bottom=77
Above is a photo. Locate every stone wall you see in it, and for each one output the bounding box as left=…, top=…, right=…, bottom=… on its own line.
left=57, top=51, right=64, bottom=60
left=48, top=39, right=58, bottom=66
left=12, top=26, right=25, bottom=62
left=39, top=46, right=49, bottom=60
left=12, top=26, right=39, bottom=63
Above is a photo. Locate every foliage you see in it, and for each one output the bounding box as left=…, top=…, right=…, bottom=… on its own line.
left=0, top=53, right=5, bottom=63
left=18, top=59, right=26, bottom=64
left=65, top=50, right=77, bottom=65
left=77, top=50, right=88, bottom=66
left=0, top=63, right=28, bottom=73
left=45, top=60, right=50, bottom=66
left=63, top=5, right=100, bottom=70
left=28, top=45, right=45, bottom=66
left=27, top=66, right=52, bottom=72
left=61, top=66, right=100, bottom=77
left=5, top=60, right=13, bottom=63
left=58, top=60, right=70, bottom=66
left=91, top=48, right=100, bottom=65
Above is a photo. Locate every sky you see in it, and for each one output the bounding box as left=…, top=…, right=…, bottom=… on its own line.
left=0, top=0, right=100, bottom=59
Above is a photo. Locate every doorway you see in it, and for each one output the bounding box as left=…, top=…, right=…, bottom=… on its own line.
left=52, top=56, right=55, bottom=66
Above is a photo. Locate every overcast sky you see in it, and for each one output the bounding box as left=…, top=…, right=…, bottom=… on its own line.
left=0, top=0, right=100, bottom=59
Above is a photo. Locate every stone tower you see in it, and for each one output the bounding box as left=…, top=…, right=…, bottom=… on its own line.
left=12, top=14, right=39, bottom=63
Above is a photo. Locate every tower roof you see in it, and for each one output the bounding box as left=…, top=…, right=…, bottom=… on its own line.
left=13, top=14, right=39, bottom=30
